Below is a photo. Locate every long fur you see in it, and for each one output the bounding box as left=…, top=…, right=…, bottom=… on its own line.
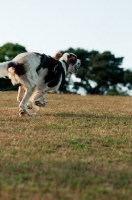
left=0, top=52, right=81, bottom=116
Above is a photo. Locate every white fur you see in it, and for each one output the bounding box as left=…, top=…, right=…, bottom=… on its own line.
left=0, top=52, right=81, bottom=116
left=0, top=61, right=10, bottom=78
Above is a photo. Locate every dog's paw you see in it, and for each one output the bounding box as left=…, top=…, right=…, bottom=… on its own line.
left=28, top=112, right=37, bottom=117
left=35, top=101, right=47, bottom=107
left=19, top=109, right=26, bottom=116
left=32, top=105, right=39, bottom=111
left=19, top=108, right=37, bottom=117
left=27, top=103, right=33, bottom=109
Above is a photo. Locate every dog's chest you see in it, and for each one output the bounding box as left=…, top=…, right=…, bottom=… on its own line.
left=42, top=56, right=64, bottom=88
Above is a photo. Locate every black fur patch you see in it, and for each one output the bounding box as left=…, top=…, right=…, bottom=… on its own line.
left=42, top=56, right=65, bottom=88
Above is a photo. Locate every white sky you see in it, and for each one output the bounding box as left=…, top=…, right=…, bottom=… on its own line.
left=0, top=0, right=132, bottom=69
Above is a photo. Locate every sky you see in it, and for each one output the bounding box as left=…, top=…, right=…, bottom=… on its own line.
left=0, top=0, right=132, bottom=69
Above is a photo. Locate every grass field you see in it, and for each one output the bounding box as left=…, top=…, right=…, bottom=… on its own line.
left=0, top=91, right=132, bottom=200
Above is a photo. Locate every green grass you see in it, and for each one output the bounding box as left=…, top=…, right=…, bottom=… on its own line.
left=0, top=91, right=132, bottom=200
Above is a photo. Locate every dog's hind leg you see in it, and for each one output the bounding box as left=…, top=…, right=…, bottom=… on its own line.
left=32, top=87, right=49, bottom=107
left=35, top=94, right=47, bottom=106
left=26, top=89, right=41, bottom=111
left=29, top=91, right=42, bottom=110
left=19, top=84, right=37, bottom=116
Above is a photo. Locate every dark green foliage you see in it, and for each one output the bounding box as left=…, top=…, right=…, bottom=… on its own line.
left=87, top=51, right=124, bottom=94
left=123, top=70, right=132, bottom=89
left=0, top=43, right=27, bottom=90
left=0, top=42, right=27, bottom=62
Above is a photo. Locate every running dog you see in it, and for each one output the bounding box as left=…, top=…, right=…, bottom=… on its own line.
left=0, top=52, right=81, bottom=116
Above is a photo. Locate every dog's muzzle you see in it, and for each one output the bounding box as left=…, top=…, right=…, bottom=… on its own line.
left=74, top=59, right=81, bottom=73
left=74, top=66, right=78, bottom=73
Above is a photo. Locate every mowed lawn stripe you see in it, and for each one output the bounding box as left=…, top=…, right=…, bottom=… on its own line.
left=0, top=92, right=132, bottom=200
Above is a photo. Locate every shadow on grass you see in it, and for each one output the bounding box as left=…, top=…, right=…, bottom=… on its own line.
left=45, top=112, right=132, bottom=120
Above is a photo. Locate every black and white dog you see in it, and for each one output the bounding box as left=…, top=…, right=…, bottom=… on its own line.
left=0, top=52, right=81, bottom=116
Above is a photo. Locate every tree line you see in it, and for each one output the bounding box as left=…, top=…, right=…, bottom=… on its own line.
left=0, top=42, right=132, bottom=95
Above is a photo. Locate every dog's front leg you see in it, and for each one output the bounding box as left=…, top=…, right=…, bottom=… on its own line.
left=17, top=85, right=25, bottom=102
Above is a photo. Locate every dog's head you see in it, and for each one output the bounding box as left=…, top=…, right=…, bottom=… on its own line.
left=59, top=53, right=81, bottom=74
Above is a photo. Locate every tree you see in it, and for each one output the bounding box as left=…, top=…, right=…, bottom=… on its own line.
left=123, top=69, right=132, bottom=90
left=87, top=51, right=124, bottom=94
left=0, top=43, right=27, bottom=62
left=59, top=48, right=124, bottom=95
left=0, top=43, right=27, bottom=90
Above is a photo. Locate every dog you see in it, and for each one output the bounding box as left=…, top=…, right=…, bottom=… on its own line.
left=17, top=52, right=63, bottom=108
left=0, top=52, right=81, bottom=116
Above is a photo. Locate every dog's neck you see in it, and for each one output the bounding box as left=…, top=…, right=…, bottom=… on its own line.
left=61, top=60, right=68, bottom=74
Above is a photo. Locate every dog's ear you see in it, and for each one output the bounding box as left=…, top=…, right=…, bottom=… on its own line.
left=67, top=54, right=77, bottom=64
left=54, top=52, right=63, bottom=60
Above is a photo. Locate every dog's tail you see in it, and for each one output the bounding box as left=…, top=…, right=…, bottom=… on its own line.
left=0, top=61, right=9, bottom=78
left=7, top=62, right=26, bottom=76
left=7, top=62, right=26, bottom=85
left=0, top=61, right=26, bottom=85
left=0, top=61, right=24, bottom=78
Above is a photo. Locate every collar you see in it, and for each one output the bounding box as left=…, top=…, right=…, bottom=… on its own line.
left=36, top=54, right=47, bottom=73
left=62, top=60, right=68, bottom=72
left=56, top=60, right=66, bottom=84
left=62, top=60, right=67, bottom=65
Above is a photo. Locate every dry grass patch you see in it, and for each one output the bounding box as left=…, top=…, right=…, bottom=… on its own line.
left=0, top=91, right=132, bottom=200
